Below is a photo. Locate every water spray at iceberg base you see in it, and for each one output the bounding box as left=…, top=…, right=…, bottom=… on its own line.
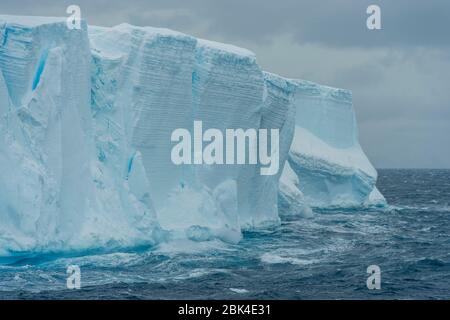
left=0, top=16, right=386, bottom=263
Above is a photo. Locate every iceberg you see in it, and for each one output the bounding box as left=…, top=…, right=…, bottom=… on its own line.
left=279, top=80, right=386, bottom=209
left=0, top=15, right=385, bottom=257
left=0, top=16, right=161, bottom=257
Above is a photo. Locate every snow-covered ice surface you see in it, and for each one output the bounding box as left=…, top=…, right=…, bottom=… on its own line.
left=0, top=15, right=385, bottom=259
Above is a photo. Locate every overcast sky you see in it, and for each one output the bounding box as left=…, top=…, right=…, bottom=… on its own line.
left=1, top=0, right=449, bottom=168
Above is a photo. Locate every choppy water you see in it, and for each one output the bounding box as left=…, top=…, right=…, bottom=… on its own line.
left=1, top=169, right=449, bottom=299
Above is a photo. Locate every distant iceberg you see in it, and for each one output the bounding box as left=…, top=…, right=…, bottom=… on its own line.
left=0, top=15, right=385, bottom=257
left=279, top=80, right=385, bottom=210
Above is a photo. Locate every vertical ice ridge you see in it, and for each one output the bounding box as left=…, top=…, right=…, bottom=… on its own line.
left=0, top=17, right=163, bottom=257
left=31, top=47, right=48, bottom=91
left=191, top=39, right=266, bottom=232
left=242, top=72, right=298, bottom=228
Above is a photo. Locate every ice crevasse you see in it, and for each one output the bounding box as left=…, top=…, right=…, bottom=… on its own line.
left=0, top=15, right=386, bottom=257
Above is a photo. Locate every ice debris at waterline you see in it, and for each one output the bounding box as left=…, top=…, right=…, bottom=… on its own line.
left=0, top=15, right=386, bottom=257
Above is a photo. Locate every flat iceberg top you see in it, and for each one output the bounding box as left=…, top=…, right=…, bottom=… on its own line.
left=90, top=22, right=256, bottom=63
left=89, top=23, right=196, bottom=44
left=264, top=71, right=298, bottom=93
left=197, top=38, right=255, bottom=59
left=0, top=14, right=68, bottom=27
left=89, top=23, right=197, bottom=61
left=292, top=79, right=352, bottom=104
left=108, top=22, right=192, bottom=39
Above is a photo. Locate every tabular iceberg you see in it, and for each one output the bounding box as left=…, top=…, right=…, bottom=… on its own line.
left=279, top=80, right=386, bottom=210
left=0, top=15, right=385, bottom=257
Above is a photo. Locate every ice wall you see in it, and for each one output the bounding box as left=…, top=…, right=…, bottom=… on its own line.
left=191, top=39, right=265, bottom=231
left=279, top=80, right=386, bottom=209
left=88, top=25, right=291, bottom=241
left=244, top=72, right=298, bottom=226
left=0, top=16, right=161, bottom=257
left=90, top=24, right=197, bottom=210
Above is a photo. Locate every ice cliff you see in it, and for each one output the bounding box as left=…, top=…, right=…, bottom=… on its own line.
left=0, top=15, right=385, bottom=257
left=279, top=80, right=386, bottom=211
left=0, top=17, right=161, bottom=256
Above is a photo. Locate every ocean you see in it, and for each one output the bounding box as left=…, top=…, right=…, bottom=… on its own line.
left=1, top=169, right=449, bottom=299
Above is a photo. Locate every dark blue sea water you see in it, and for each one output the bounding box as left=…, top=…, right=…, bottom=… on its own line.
left=1, top=169, right=449, bottom=299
